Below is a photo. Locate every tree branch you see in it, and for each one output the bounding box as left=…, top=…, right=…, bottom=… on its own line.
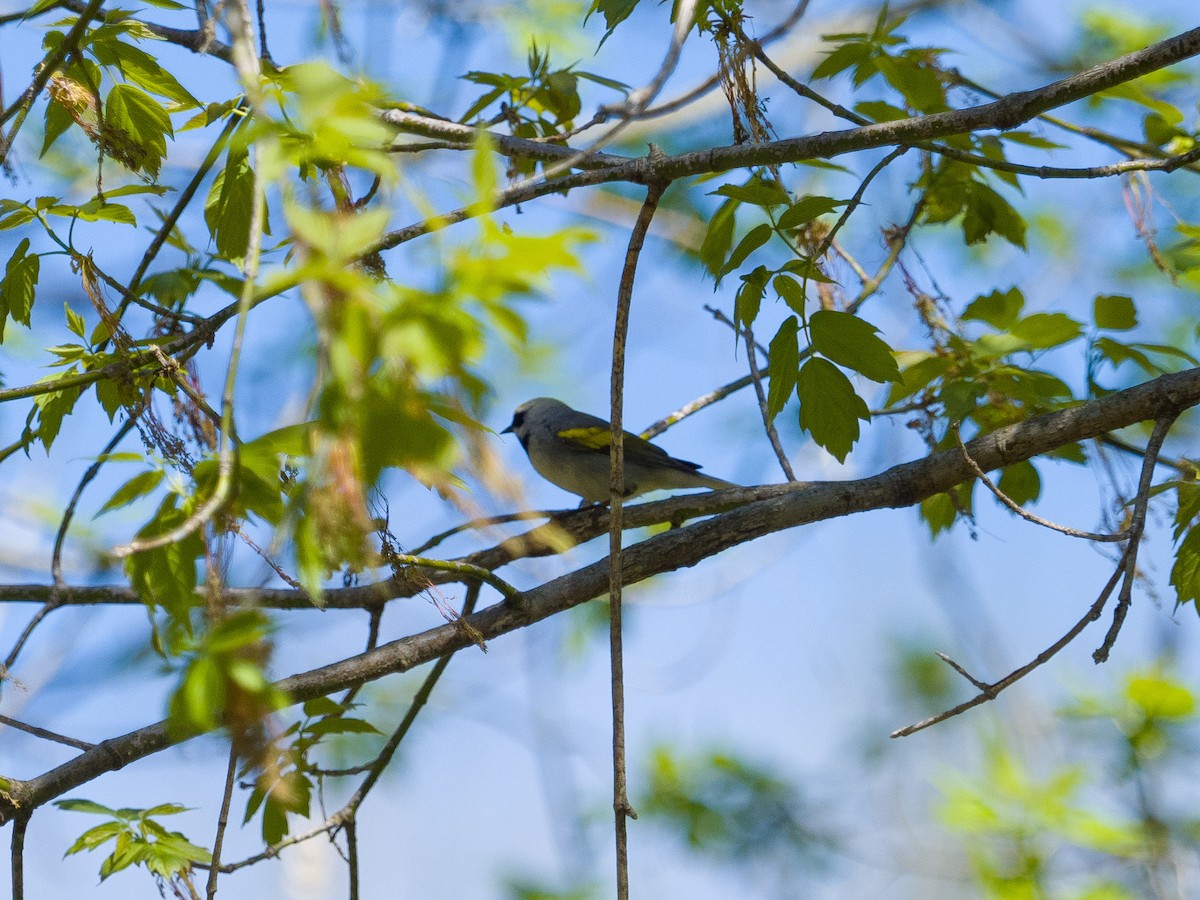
left=378, top=27, right=1200, bottom=250
left=3, top=366, right=1200, bottom=820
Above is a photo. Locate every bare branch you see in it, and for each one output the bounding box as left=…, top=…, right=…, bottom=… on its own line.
left=891, top=548, right=1129, bottom=738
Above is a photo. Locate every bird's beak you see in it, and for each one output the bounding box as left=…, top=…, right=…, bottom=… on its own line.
left=500, top=421, right=514, bottom=434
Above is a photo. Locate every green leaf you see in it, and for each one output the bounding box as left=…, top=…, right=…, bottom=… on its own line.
left=962, top=180, right=1026, bottom=248
left=854, top=100, right=908, bottom=122
left=588, top=0, right=642, bottom=44
left=876, top=54, right=946, bottom=112
left=1171, top=525, right=1200, bottom=609
left=103, top=83, right=172, bottom=177
left=1093, top=294, right=1137, bottom=331
left=56, top=798, right=119, bottom=816
left=42, top=92, right=75, bottom=157
left=1, top=238, right=40, bottom=338
left=888, top=352, right=952, bottom=404
left=710, top=179, right=789, bottom=208
left=772, top=274, right=805, bottom=314
left=302, top=696, right=346, bottom=718
left=48, top=198, right=137, bottom=225
left=204, top=149, right=257, bottom=261
left=766, top=316, right=800, bottom=422
left=812, top=42, right=873, bottom=81
left=0, top=200, right=37, bottom=230
left=91, top=37, right=199, bottom=108
left=777, top=196, right=848, bottom=230
left=962, top=287, right=1024, bottom=329
left=795, top=357, right=870, bottom=462
left=717, top=223, right=773, bottom=282
left=97, top=469, right=165, bottom=516
left=734, top=266, right=769, bottom=329
left=1126, top=674, right=1195, bottom=718
left=305, top=717, right=381, bottom=736
left=471, top=129, right=498, bottom=209
left=809, top=310, right=900, bottom=383
left=699, top=199, right=736, bottom=278
left=64, top=302, right=87, bottom=338
left=921, top=491, right=962, bottom=535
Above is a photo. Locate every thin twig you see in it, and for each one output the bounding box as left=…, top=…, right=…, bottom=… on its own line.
left=0, top=714, right=94, bottom=751
left=891, top=545, right=1131, bottom=738
left=229, top=524, right=302, bottom=589
left=609, top=181, right=664, bottom=900
left=1094, top=415, right=1175, bottom=662
left=814, top=146, right=909, bottom=261
left=640, top=373, right=753, bottom=440
left=743, top=325, right=796, bottom=481
left=205, top=745, right=238, bottom=899
left=386, top=553, right=520, bottom=603
left=105, top=100, right=246, bottom=339
left=934, top=651, right=992, bottom=693
left=1099, top=433, right=1196, bottom=475
left=409, top=508, right=562, bottom=556
left=638, top=307, right=758, bottom=444
left=341, top=607, right=382, bottom=707
left=636, top=0, right=812, bottom=121
left=952, top=423, right=1128, bottom=542
left=736, top=19, right=1200, bottom=183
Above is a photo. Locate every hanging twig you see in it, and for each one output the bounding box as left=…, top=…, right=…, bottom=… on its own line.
left=743, top=324, right=797, bottom=481
left=1094, top=414, right=1175, bottom=662
left=10, top=814, right=28, bottom=900
left=205, top=745, right=238, bottom=899
left=608, top=180, right=665, bottom=900
left=952, top=423, right=1129, bottom=542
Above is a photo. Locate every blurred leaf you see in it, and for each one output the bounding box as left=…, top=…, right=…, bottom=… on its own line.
left=1094, top=294, right=1137, bottom=331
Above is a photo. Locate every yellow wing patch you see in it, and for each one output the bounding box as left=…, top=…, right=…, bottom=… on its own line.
left=557, top=427, right=612, bottom=450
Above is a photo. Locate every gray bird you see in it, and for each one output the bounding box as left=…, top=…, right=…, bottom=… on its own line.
left=502, top=397, right=736, bottom=503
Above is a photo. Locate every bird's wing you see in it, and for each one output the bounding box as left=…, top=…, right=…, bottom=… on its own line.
left=556, top=426, right=614, bottom=451
left=556, top=425, right=694, bottom=469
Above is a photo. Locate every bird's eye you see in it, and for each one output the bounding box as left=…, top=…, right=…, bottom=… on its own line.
left=512, top=412, right=525, bottom=428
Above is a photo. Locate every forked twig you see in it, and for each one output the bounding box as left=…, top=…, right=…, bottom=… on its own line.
left=894, top=415, right=1176, bottom=736
left=953, top=423, right=1128, bottom=542
left=1094, top=415, right=1175, bottom=662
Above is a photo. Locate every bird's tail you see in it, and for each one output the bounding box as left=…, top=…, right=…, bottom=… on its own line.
left=695, top=473, right=738, bottom=491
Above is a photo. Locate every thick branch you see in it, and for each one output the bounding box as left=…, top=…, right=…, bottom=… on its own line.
left=3, top=366, right=1200, bottom=819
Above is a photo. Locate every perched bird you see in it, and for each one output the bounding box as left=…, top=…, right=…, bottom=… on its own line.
left=502, top=397, right=736, bottom=503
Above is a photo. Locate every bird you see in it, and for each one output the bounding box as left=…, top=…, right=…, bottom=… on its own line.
left=501, top=397, right=736, bottom=503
